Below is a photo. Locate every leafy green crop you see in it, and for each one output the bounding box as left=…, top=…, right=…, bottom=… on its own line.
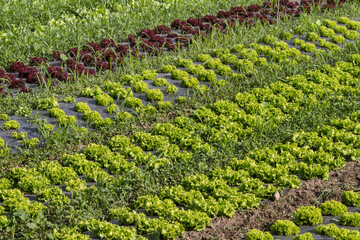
left=270, top=220, right=300, bottom=236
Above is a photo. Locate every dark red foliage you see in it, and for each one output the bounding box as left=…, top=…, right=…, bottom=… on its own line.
left=261, top=9, right=270, bottom=15
left=30, top=57, right=47, bottom=66
left=65, top=59, right=86, bottom=73
left=247, top=17, right=257, bottom=24
left=48, top=66, right=70, bottom=81
left=247, top=4, right=262, bottom=12
left=10, top=62, right=27, bottom=73
left=100, top=39, right=116, bottom=48
left=19, top=67, right=38, bottom=78
left=0, top=87, right=6, bottom=96
left=0, top=68, right=5, bottom=78
left=20, top=87, right=31, bottom=93
left=83, top=42, right=103, bottom=52
left=27, top=72, right=42, bottom=84
left=116, top=44, right=130, bottom=52
left=148, top=35, right=165, bottom=45
left=203, top=15, right=217, bottom=23
left=322, top=4, right=336, bottom=9
left=155, top=25, right=171, bottom=34
left=176, top=36, right=188, bottom=43
left=165, top=39, right=176, bottom=50
left=137, top=39, right=162, bottom=55
left=226, top=20, right=237, bottom=28
left=187, top=18, right=203, bottom=27
left=217, top=11, right=232, bottom=18
left=1, top=0, right=349, bottom=89
left=81, top=53, right=95, bottom=66
left=83, top=69, right=96, bottom=76
left=181, top=26, right=199, bottom=35
left=128, top=35, right=139, bottom=46
left=67, top=48, right=80, bottom=57
left=167, top=33, right=179, bottom=38
left=262, top=1, right=271, bottom=7
left=140, top=29, right=156, bottom=38
left=245, top=11, right=255, bottom=18
left=298, top=5, right=311, bottom=13
left=130, top=48, right=140, bottom=57
left=65, top=59, right=76, bottom=68
left=286, top=2, right=299, bottom=8
left=101, top=49, right=122, bottom=62
left=53, top=51, right=64, bottom=60
left=3, top=74, right=16, bottom=83
left=116, top=44, right=130, bottom=56
left=171, top=19, right=188, bottom=29
left=230, top=6, right=247, bottom=13
left=38, top=77, right=54, bottom=86
left=9, top=78, right=25, bottom=89
left=96, top=59, right=112, bottom=71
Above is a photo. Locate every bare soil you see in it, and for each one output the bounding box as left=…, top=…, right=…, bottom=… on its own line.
left=181, top=161, right=360, bottom=240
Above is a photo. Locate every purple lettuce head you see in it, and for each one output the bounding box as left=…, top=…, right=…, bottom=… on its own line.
left=20, top=87, right=32, bottom=93
left=10, top=62, right=27, bottom=73
left=100, top=39, right=116, bottom=48
left=53, top=51, right=64, bottom=60
left=9, top=78, right=25, bottom=89
left=0, top=68, right=5, bottom=78
left=84, top=42, right=103, bottom=52
left=155, top=25, right=171, bottom=34
left=30, top=57, right=47, bottom=66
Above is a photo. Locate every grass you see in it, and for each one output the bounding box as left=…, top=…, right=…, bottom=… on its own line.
left=1, top=1, right=360, bottom=238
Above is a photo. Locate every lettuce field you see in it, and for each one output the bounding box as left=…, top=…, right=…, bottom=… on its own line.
left=1, top=0, right=360, bottom=239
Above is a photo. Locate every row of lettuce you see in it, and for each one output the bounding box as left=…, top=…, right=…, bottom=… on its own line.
left=2, top=47, right=360, bottom=238
left=246, top=194, right=360, bottom=240
left=0, top=39, right=312, bottom=151
left=0, top=37, right=321, bottom=151
left=2, top=14, right=359, bottom=97
left=0, top=0, right=342, bottom=71
left=50, top=52, right=360, bottom=238
left=264, top=17, right=360, bottom=53
left=2, top=14, right=360, bottom=98
left=1, top=6, right=357, bottom=95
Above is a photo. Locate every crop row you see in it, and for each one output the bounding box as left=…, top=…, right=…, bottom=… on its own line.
left=76, top=55, right=360, bottom=238
left=0, top=39, right=314, bottom=148
left=3, top=13, right=359, bottom=98
left=263, top=17, right=360, bottom=54
left=2, top=41, right=360, bottom=238
left=246, top=193, right=360, bottom=240
left=2, top=38, right=360, bottom=151
left=3, top=54, right=360, bottom=238
left=64, top=93, right=360, bottom=238
left=0, top=0, right=351, bottom=96
left=1, top=38, right=360, bottom=149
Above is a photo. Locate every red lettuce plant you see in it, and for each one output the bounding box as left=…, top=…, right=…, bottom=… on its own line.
left=48, top=66, right=70, bottom=81
left=155, top=25, right=171, bottom=34
left=30, top=57, right=47, bottom=66
left=100, top=39, right=116, bottom=47
left=217, top=11, right=232, bottom=18
left=247, top=4, right=262, bottom=12
left=53, top=50, right=64, bottom=60
left=0, top=68, right=5, bottom=78
left=9, top=78, right=25, bottom=89
left=19, top=67, right=38, bottom=78
left=83, top=42, right=103, bottom=52
left=20, top=87, right=31, bottom=93
left=10, top=62, right=27, bottom=73
left=27, top=72, right=43, bottom=84
left=67, top=48, right=80, bottom=57
left=81, top=53, right=95, bottom=66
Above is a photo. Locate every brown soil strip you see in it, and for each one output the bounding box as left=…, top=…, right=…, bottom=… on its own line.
left=181, top=161, right=360, bottom=240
